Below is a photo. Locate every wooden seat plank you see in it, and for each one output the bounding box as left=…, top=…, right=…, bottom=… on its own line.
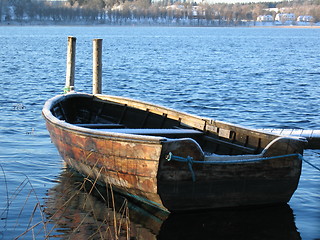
left=101, top=128, right=203, bottom=136
left=75, top=123, right=125, bottom=129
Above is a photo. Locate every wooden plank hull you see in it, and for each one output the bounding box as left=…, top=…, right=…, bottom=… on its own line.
left=45, top=120, right=166, bottom=209
left=157, top=157, right=301, bottom=210
left=43, top=93, right=305, bottom=212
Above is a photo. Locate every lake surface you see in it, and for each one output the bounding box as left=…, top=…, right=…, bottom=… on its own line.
left=0, top=26, right=319, bottom=239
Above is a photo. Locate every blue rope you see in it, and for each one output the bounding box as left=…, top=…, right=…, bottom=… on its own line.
left=302, top=158, right=320, bottom=172
left=166, top=153, right=196, bottom=181
left=166, top=152, right=302, bottom=182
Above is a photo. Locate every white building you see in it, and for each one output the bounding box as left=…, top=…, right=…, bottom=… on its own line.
left=297, top=15, right=313, bottom=22
left=34, top=0, right=69, bottom=6
left=257, top=15, right=273, bottom=22
left=275, top=13, right=295, bottom=22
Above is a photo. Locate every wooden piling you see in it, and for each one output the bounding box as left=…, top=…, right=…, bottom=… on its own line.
left=93, top=39, right=103, bottom=95
left=65, top=36, right=76, bottom=93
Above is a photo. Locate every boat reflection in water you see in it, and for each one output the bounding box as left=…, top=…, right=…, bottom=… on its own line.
left=45, top=168, right=301, bottom=240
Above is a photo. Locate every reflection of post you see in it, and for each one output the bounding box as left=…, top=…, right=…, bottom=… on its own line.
left=93, top=39, right=103, bottom=95
left=65, top=36, right=76, bottom=93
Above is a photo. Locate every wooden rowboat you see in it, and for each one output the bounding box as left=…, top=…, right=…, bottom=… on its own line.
left=42, top=92, right=306, bottom=212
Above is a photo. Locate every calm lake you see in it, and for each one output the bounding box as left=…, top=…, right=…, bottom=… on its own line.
left=0, top=26, right=319, bottom=239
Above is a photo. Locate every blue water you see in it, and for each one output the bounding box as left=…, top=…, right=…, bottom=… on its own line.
left=0, top=26, right=319, bottom=239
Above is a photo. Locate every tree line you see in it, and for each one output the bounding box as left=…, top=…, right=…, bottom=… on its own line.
left=1, top=0, right=319, bottom=25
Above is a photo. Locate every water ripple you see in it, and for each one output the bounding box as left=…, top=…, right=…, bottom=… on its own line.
left=0, top=26, right=319, bottom=239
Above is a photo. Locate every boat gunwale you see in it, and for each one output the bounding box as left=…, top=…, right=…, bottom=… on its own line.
left=42, top=93, right=167, bottom=144
left=95, top=94, right=308, bottom=149
left=42, top=92, right=306, bottom=147
left=95, top=94, right=300, bottom=142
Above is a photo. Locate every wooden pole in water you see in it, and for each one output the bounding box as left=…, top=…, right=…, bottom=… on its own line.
left=65, top=36, right=76, bottom=93
left=93, top=39, right=103, bottom=94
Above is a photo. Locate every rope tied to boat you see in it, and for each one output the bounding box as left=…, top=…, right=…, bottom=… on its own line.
left=302, top=158, right=320, bottom=172
left=63, top=87, right=70, bottom=93
left=166, top=152, right=303, bottom=182
left=166, top=152, right=196, bottom=181
left=63, top=86, right=74, bottom=94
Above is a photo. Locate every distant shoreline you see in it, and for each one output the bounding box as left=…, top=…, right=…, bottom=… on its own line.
left=1, top=21, right=320, bottom=28
left=250, top=25, right=320, bottom=28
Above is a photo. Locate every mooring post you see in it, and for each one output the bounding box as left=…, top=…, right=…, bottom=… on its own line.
left=65, top=36, right=76, bottom=93
left=93, top=39, right=103, bottom=95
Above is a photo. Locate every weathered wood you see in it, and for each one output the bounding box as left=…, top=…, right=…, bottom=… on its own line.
left=204, top=136, right=256, bottom=154
left=43, top=93, right=306, bottom=212
left=98, top=95, right=207, bottom=130
left=100, top=128, right=203, bottom=136
left=92, top=39, right=102, bottom=94
left=45, top=120, right=165, bottom=209
left=65, top=36, right=76, bottom=92
left=75, top=123, right=125, bottom=129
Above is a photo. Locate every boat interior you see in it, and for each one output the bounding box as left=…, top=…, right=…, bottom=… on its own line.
left=51, top=94, right=277, bottom=156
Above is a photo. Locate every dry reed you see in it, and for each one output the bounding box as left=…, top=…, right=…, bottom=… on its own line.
left=0, top=164, right=131, bottom=239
